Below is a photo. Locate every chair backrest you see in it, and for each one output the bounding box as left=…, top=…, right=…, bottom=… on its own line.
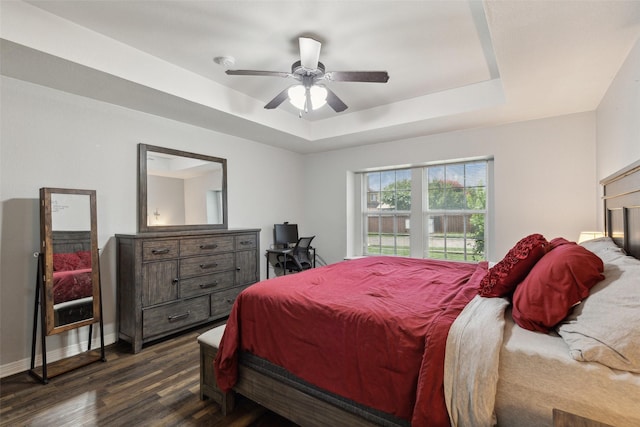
left=295, top=236, right=314, bottom=250
left=293, top=236, right=315, bottom=266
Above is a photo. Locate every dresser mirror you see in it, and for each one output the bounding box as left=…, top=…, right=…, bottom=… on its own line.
left=138, top=144, right=228, bottom=232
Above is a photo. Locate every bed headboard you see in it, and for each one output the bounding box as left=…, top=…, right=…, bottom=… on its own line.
left=601, top=159, right=640, bottom=259
left=51, top=230, right=92, bottom=253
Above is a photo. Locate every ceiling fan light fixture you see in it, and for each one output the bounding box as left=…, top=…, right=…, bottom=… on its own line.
left=287, top=85, right=327, bottom=111
left=287, top=85, right=307, bottom=110
left=310, top=85, right=327, bottom=110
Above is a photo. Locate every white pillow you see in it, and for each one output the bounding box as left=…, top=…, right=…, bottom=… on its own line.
left=557, top=253, right=640, bottom=372
left=579, top=236, right=626, bottom=263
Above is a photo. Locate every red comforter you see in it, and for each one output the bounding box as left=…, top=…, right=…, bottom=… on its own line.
left=53, top=268, right=92, bottom=304
left=215, top=256, right=487, bottom=426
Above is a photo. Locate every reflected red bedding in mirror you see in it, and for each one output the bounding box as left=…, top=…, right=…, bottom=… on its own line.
left=52, top=268, right=92, bottom=304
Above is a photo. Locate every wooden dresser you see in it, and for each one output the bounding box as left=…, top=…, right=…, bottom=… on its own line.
left=116, top=229, right=260, bottom=353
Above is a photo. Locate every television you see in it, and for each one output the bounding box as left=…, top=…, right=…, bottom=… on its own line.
left=273, top=223, right=299, bottom=248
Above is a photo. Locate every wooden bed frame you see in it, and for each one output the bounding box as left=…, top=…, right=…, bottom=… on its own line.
left=235, top=364, right=390, bottom=426
left=601, top=159, right=640, bottom=259
left=229, top=160, right=640, bottom=426
left=52, top=230, right=92, bottom=253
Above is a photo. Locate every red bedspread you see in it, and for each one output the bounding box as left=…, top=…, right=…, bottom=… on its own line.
left=215, top=256, right=487, bottom=426
left=52, top=268, right=93, bottom=304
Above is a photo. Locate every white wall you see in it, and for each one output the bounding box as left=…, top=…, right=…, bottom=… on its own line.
left=184, top=170, right=218, bottom=225
left=51, top=193, right=92, bottom=231
left=304, top=112, right=598, bottom=264
left=596, top=37, right=640, bottom=210
left=0, top=76, right=304, bottom=375
left=147, top=175, right=185, bottom=226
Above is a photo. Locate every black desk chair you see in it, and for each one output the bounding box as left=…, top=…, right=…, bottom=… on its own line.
left=276, top=236, right=315, bottom=273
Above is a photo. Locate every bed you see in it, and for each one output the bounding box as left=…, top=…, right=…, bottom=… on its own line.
left=215, top=160, right=640, bottom=426
left=51, top=230, right=94, bottom=325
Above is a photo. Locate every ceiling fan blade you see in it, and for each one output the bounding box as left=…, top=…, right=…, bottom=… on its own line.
left=325, top=88, right=348, bottom=113
left=299, top=37, right=321, bottom=71
left=326, top=71, right=389, bottom=83
left=264, top=87, right=291, bottom=109
left=226, top=69, right=291, bottom=78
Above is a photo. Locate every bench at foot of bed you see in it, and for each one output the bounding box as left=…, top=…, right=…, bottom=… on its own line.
left=198, top=324, right=235, bottom=415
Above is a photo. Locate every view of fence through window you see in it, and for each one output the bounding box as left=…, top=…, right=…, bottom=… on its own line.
left=424, top=162, right=487, bottom=261
left=365, top=169, right=411, bottom=256
left=363, top=160, right=487, bottom=261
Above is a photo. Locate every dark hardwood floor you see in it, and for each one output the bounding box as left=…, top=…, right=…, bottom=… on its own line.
left=0, top=324, right=298, bottom=427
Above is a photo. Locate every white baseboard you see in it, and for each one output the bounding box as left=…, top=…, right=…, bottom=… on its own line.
left=0, top=332, right=117, bottom=378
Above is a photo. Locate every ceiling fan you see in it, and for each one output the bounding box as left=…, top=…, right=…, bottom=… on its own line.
left=225, top=37, right=389, bottom=114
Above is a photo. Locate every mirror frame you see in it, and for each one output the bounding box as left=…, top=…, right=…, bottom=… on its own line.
left=138, top=144, right=228, bottom=232
left=40, top=188, right=101, bottom=335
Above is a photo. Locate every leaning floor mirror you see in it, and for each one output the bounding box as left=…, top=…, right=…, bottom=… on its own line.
left=29, top=188, right=105, bottom=384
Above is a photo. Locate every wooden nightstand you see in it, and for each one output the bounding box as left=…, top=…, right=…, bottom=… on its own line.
left=553, top=409, right=615, bottom=427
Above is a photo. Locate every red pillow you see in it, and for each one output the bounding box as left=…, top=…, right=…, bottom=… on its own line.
left=52, top=252, right=82, bottom=271
left=76, top=250, right=92, bottom=269
left=512, top=240, right=604, bottom=332
left=479, top=234, right=549, bottom=297
left=548, top=236, right=572, bottom=250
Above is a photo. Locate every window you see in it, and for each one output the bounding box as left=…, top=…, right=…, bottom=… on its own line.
left=424, top=162, right=487, bottom=261
left=360, top=159, right=490, bottom=261
left=364, top=169, right=411, bottom=255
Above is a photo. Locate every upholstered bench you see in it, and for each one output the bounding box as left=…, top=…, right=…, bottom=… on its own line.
left=198, top=324, right=234, bottom=415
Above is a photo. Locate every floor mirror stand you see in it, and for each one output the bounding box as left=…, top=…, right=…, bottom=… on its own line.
left=29, top=252, right=106, bottom=384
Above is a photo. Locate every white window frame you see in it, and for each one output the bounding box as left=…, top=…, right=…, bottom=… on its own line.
left=354, top=157, right=493, bottom=261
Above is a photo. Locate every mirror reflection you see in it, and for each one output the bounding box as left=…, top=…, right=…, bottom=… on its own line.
left=41, top=188, right=101, bottom=334
left=146, top=151, right=224, bottom=226
left=138, top=144, right=228, bottom=232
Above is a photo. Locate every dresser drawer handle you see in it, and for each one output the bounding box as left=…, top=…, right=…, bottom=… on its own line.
left=199, top=281, right=219, bottom=289
left=239, top=240, right=253, bottom=246
left=200, top=244, right=218, bottom=250
left=151, top=248, right=170, bottom=255
left=168, top=311, right=190, bottom=322
left=172, top=278, right=179, bottom=285
left=199, top=263, right=218, bottom=269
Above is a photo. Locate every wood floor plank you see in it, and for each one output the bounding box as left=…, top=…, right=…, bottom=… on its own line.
left=0, top=324, right=298, bottom=427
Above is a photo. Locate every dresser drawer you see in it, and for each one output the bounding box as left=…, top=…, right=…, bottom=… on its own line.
left=211, top=286, right=246, bottom=318
left=142, top=240, right=179, bottom=261
left=181, top=236, right=234, bottom=257
left=180, top=253, right=234, bottom=278
left=143, top=296, right=210, bottom=338
left=180, top=271, right=235, bottom=298
left=235, top=234, right=257, bottom=250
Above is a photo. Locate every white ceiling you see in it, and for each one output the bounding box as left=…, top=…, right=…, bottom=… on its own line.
left=1, top=0, right=639, bottom=153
